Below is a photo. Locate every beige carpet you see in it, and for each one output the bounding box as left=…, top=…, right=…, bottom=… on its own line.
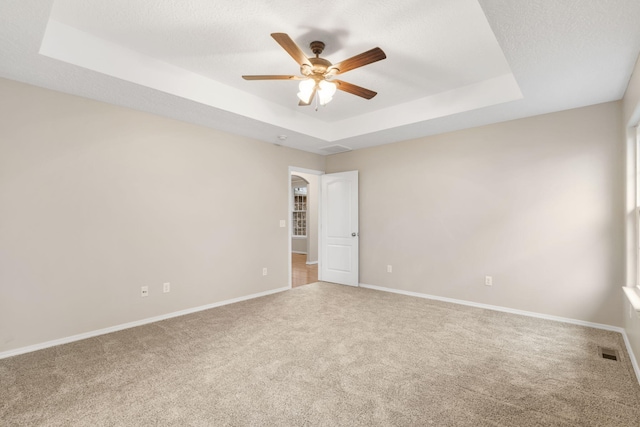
left=1, top=282, right=639, bottom=426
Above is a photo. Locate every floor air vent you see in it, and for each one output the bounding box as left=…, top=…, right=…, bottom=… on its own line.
left=598, top=347, right=619, bottom=361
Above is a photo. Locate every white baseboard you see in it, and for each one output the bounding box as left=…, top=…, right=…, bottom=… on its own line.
left=291, top=251, right=307, bottom=255
left=0, top=286, right=289, bottom=360
left=306, top=260, right=318, bottom=265
left=359, top=283, right=640, bottom=384
left=621, top=329, right=640, bottom=384
left=5, top=282, right=639, bottom=385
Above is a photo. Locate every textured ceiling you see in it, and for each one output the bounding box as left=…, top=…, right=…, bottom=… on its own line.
left=1, top=0, right=640, bottom=154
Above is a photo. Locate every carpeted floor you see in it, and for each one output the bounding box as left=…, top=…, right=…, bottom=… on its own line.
left=1, top=282, right=639, bottom=426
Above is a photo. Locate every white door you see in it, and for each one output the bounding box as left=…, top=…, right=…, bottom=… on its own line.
left=320, top=171, right=359, bottom=286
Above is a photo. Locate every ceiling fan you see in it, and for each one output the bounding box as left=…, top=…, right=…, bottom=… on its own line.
left=242, top=33, right=386, bottom=108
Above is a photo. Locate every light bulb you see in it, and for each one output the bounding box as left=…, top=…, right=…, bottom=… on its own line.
left=297, top=79, right=315, bottom=104
left=318, top=80, right=337, bottom=106
left=319, top=80, right=337, bottom=96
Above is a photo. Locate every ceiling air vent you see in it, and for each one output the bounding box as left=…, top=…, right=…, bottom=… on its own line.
left=320, top=144, right=352, bottom=155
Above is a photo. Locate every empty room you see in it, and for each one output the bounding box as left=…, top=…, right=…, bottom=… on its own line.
left=2, top=1, right=640, bottom=425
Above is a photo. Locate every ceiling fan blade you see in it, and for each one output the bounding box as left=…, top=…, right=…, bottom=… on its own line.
left=334, top=80, right=377, bottom=99
left=242, top=75, right=304, bottom=80
left=271, top=33, right=312, bottom=68
left=327, top=47, right=386, bottom=75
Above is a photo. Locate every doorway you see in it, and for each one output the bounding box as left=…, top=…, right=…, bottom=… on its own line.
left=289, top=168, right=322, bottom=288
left=288, top=167, right=359, bottom=288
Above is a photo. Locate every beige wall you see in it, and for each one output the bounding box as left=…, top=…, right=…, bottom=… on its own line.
left=292, top=237, right=307, bottom=253
left=623, top=54, right=640, bottom=370
left=623, top=55, right=640, bottom=126
left=0, top=78, right=325, bottom=353
left=327, top=101, right=625, bottom=327
left=1, top=74, right=633, bottom=362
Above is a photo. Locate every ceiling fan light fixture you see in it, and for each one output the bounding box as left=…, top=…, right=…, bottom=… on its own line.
left=297, top=78, right=315, bottom=103
left=318, top=95, right=333, bottom=106
left=244, top=33, right=386, bottom=107
left=318, top=80, right=337, bottom=106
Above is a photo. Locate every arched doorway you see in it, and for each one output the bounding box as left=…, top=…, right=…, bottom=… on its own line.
left=291, top=173, right=318, bottom=287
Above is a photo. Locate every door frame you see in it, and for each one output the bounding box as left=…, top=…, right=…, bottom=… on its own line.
left=288, top=166, right=324, bottom=289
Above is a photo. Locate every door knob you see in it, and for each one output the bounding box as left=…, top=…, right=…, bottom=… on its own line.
left=352, top=232, right=358, bottom=237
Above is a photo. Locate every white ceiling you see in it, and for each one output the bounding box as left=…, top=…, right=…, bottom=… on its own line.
left=1, top=0, right=640, bottom=154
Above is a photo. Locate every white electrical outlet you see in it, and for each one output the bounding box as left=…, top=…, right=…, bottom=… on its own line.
left=263, top=267, right=268, bottom=276
left=279, top=220, right=286, bottom=228
left=141, top=286, right=149, bottom=297
left=163, top=282, right=170, bottom=293
left=485, top=276, right=493, bottom=286
left=387, top=265, right=392, bottom=273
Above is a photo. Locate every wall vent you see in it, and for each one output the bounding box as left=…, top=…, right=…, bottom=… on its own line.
left=320, top=144, right=352, bottom=154
left=598, top=347, right=619, bottom=361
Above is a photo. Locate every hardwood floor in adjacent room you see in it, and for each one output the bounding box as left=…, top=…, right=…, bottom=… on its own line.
left=292, top=253, right=318, bottom=287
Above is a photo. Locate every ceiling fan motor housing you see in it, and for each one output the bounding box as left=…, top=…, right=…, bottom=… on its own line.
left=303, top=57, right=332, bottom=76
left=300, top=41, right=332, bottom=77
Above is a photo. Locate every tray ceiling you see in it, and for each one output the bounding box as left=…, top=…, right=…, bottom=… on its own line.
left=1, top=0, right=640, bottom=154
